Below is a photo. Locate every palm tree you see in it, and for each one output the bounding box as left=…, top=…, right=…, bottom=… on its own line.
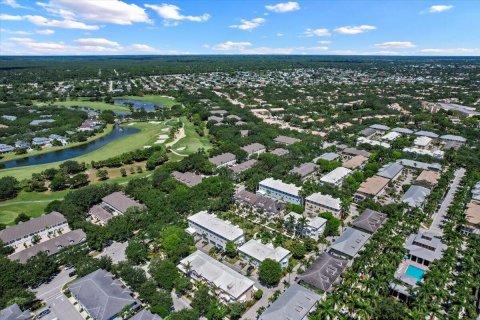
left=296, top=216, right=308, bottom=238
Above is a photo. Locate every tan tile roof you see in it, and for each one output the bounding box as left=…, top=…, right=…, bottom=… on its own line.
left=343, top=155, right=368, bottom=169
left=357, top=176, right=390, bottom=196
left=466, top=201, right=480, bottom=226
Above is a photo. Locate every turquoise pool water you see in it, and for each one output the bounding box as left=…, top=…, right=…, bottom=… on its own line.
left=405, top=265, right=426, bottom=281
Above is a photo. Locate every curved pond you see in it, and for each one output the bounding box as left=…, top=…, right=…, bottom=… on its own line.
left=0, top=125, right=139, bottom=169
left=114, top=99, right=164, bottom=112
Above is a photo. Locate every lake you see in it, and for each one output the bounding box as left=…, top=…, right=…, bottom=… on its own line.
left=113, top=99, right=164, bottom=112
left=0, top=125, right=139, bottom=169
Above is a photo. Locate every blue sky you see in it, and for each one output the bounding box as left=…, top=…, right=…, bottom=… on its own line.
left=1, top=0, right=479, bottom=55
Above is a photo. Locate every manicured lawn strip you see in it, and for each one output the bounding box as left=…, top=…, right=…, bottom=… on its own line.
left=118, top=95, right=177, bottom=108
left=0, top=122, right=169, bottom=180
left=48, top=98, right=130, bottom=112
left=0, top=124, right=115, bottom=163
left=170, top=117, right=212, bottom=155
left=0, top=202, right=49, bottom=225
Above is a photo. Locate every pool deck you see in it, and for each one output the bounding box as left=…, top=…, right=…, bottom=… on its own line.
left=395, top=259, right=429, bottom=286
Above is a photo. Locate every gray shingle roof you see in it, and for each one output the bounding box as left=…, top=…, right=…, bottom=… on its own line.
left=0, top=304, right=31, bottom=320
left=377, top=162, right=404, bottom=179
left=289, top=162, right=318, bottom=178
left=234, top=189, right=285, bottom=215
left=330, top=227, right=371, bottom=258
left=102, top=192, right=143, bottom=214
left=130, top=309, right=162, bottom=320
left=401, top=185, right=431, bottom=208
left=0, top=212, right=66, bottom=244
left=68, top=269, right=139, bottom=320
left=405, top=230, right=446, bottom=262
left=299, top=252, right=348, bottom=292
left=208, top=152, right=236, bottom=166
left=274, top=135, right=301, bottom=145
left=342, top=147, right=371, bottom=158
left=270, top=148, right=289, bottom=156
left=351, top=209, right=387, bottom=234
left=231, top=159, right=258, bottom=174
left=241, top=143, right=266, bottom=154
left=259, top=284, right=320, bottom=320
left=171, top=171, right=204, bottom=187
left=9, top=229, right=86, bottom=263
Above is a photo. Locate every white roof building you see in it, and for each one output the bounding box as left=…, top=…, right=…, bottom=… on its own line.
left=357, top=137, right=391, bottom=148
left=238, top=240, right=290, bottom=266
left=178, top=251, right=255, bottom=302
left=258, top=178, right=301, bottom=197
left=320, top=167, right=352, bottom=187
left=414, top=136, right=432, bottom=147
left=381, top=131, right=401, bottom=141
left=187, top=211, right=244, bottom=242
left=305, top=192, right=341, bottom=215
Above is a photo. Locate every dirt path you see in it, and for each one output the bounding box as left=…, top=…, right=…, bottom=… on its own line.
left=166, top=121, right=185, bottom=147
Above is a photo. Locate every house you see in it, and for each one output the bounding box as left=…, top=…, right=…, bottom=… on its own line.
left=270, top=148, right=289, bottom=156
left=240, top=130, right=249, bottom=137
left=357, top=137, right=391, bottom=149
left=234, top=189, right=285, bottom=217
left=257, top=178, right=303, bottom=205
left=397, top=159, right=442, bottom=171
left=238, top=239, right=291, bottom=268
left=401, top=185, right=431, bottom=208
left=329, top=227, right=371, bottom=259
left=259, top=284, right=320, bottom=320
left=351, top=209, right=387, bottom=234
left=414, top=136, right=432, bottom=148
left=187, top=211, right=245, bottom=250
left=440, top=134, right=467, bottom=150
left=369, top=124, right=390, bottom=132
left=0, top=211, right=68, bottom=249
left=284, top=212, right=327, bottom=240
left=130, top=309, right=162, bottom=320
left=381, top=131, right=401, bottom=142
left=226, top=114, right=241, bottom=121
left=319, top=167, right=352, bottom=187
left=377, top=162, right=404, bottom=181
left=415, top=170, right=441, bottom=188
left=342, top=155, right=368, bottom=169
left=354, top=175, right=390, bottom=201
left=403, top=147, right=444, bottom=159
left=463, top=200, right=480, bottom=235
left=299, top=252, right=348, bottom=292
left=392, top=127, right=414, bottom=135
left=390, top=230, right=446, bottom=301
left=178, top=251, right=255, bottom=302
left=101, top=191, right=144, bottom=215
left=289, top=162, right=318, bottom=181
left=241, top=143, right=266, bottom=157
left=209, top=152, right=236, bottom=168
left=341, top=147, right=371, bottom=158
left=1, top=115, right=17, bottom=121
left=231, top=159, right=257, bottom=174
left=68, top=269, right=140, bottom=320
left=78, top=119, right=99, bottom=131
left=0, top=143, right=14, bottom=153
left=274, top=135, right=301, bottom=145
left=15, top=141, right=30, bottom=149
left=31, top=137, right=50, bottom=146
left=171, top=171, right=203, bottom=187
left=48, top=134, right=68, bottom=145
left=208, top=116, right=223, bottom=123
left=0, top=304, right=31, bottom=320
left=415, top=130, right=439, bottom=139
left=305, top=192, right=342, bottom=217
left=359, top=127, right=377, bottom=138
left=8, top=229, right=86, bottom=263
left=30, top=119, right=54, bottom=125
left=210, top=109, right=228, bottom=116
left=314, top=152, right=340, bottom=162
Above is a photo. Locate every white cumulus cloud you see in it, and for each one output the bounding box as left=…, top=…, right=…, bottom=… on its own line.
left=145, top=3, right=209, bottom=26
left=38, top=0, right=152, bottom=25
left=1, top=14, right=100, bottom=30
left=211, top=41, right=253, bottom=51
left=265, top=1, right=300, bottom=13
left=303, top=28, right=331, bottom=37
left=74, top=38, right=120, bottom=47
left=374, top=41, right=416, bottom=49
left=334, top=25, right=376, bottom=35
left=419, top=48, right=479, bottom=55
left=230, top=18, right=265, bottom=31
left=429, top=5, right=453, bottom=13
left=36, top=29, right=55, bottom=35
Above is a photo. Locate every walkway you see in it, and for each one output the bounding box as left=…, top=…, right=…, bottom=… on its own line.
left=429, top=168, right=466, bottom=236
left=0, top=199, right=58, bottom=207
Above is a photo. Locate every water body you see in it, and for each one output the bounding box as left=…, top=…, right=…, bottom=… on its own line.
left=0, top=125, right=139, bottom=169
left=113, top=99, right=163, bottom=112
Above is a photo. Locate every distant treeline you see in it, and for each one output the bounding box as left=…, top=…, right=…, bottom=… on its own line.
left=1, top=55, right=479, bottom=83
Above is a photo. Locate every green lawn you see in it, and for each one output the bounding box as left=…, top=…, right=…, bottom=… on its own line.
left=48, top=98, right=130, bottom=112
left=0, top=124, right=115, bottom=163
left=0, top=121, right=170, bottom=180
left=118, top=95, right=178, bottom=108
left=170, top=117, right=212, bottom=155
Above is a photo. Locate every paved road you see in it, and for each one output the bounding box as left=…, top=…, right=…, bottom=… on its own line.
left=171, top=290, right=192, bottom=311
left=430, top=168, right=466, bottom=236
left=34, top=269, right=83, bottom=320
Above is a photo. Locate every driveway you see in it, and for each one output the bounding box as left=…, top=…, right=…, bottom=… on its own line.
left=34, top=269, right=75, bottom=301
left=96, top=241, right=127, bottom=264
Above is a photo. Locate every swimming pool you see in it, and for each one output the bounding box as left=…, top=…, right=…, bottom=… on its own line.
left=405, top=265, right=426, bottom=282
